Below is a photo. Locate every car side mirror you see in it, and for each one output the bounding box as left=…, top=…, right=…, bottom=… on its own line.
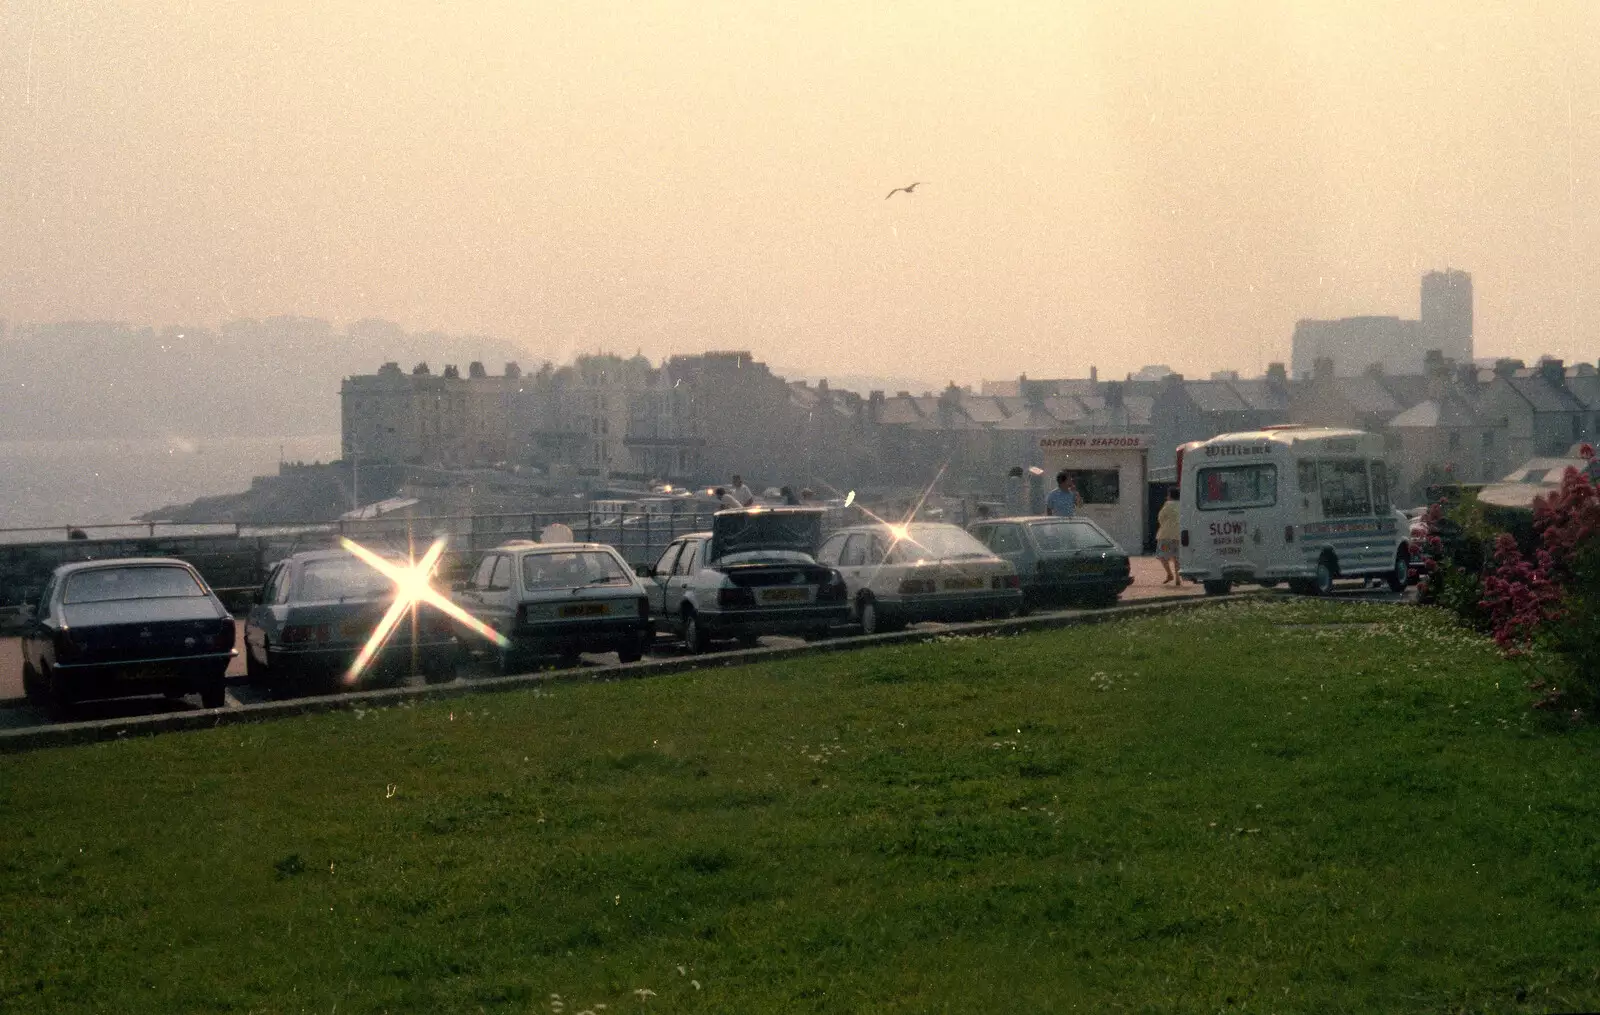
left=451, top=580, right=469, bottom=592
left=635, top=563, right=653, bottom=578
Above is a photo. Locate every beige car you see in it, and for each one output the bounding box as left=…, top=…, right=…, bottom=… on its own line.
left=815, top=522, right=1022, bottom=634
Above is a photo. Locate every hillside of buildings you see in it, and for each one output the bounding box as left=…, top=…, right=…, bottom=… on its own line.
left=0, top=317, right=523, bottom=441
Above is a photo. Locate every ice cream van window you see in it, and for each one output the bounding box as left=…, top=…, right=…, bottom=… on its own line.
left=1197, top=464, right=1278, bottom=510
left=1317, top=459, right=1372, bottom=517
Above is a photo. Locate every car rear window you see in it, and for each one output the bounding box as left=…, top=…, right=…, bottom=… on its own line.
left=63, top=566, right=205, bottom=604
left=1028, top=520, right=1114, bottom=552
left=522, top=550, right=631, bottom=590
left=298, top=558, right=396, bottom=601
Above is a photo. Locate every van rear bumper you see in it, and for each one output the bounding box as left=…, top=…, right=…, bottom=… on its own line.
left=1179, top=564, right=1314, bottom=583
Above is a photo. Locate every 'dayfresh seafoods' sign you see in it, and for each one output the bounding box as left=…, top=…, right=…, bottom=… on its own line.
left=1039, top=434, right=1149, bottom=451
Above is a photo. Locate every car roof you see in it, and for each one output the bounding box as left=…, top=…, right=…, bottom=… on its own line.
left=52, top=557, right=198, bottom=576
left=493, top=541, right=619, bottom=553
left=720, top=502, right=832, bottom=512
left=976, top=515, right=1110, bottom=528
left=833, top=520, right=968, bottom=533
left=278, top=548, right=396, bottom=564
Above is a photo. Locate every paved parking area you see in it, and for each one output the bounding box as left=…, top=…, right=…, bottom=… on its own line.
left=0, top=557, right=1404, bottom=732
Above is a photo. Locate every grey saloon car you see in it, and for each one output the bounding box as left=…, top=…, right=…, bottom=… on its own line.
left=243, top=548, right=460, bottom=694
left=967, top=515, right=1133, bottom=608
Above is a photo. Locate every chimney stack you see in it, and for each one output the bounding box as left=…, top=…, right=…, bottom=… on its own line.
left=1539, top=358, right=1566, bottom=388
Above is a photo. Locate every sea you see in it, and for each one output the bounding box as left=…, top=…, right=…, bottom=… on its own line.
left=0, top=435, right=342, bottom=531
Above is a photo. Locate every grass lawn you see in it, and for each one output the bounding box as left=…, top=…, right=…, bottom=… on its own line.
left=3, top=599, right=1599, bottom=1014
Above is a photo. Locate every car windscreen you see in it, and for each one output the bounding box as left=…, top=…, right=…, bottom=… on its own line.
left=887, top=525, right=994, bottom=563
left=719, top=550, right=816, bottom=566
left=298, top=557, right=397, bottom=601
left=1196, top=464, right=1278, bottom=510
left=63, top=566, right=205, bottom=604
left=1028, top=520, right=1115, bottom=552
left=522, top=551, right=631, bottom=590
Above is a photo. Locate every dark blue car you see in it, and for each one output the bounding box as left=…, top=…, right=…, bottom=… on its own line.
left=21, top=557, right=237, bottom=715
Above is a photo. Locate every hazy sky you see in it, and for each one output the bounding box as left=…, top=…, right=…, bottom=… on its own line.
left=1, top=0, right=1595, bottom=384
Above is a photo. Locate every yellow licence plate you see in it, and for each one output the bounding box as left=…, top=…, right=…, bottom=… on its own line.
left=760, top=587, right=810, bottom=603
left=943, top=577, right=986, bottom=590
left=559, top=603, right=610, bottom=618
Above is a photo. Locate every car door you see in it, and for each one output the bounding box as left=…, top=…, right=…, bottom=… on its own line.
left=665, top=538, right=702, bottom=620
left=476, top=554, right=516, bottom=634
left=22, top=577, right=55, bottom=671
left=456, top=554, right=500, bottom=615
left=645, top=541, right=684, bottom=617
left=832, top=532, right=870, bottom=599
left=244, top=563, right=287, bottom=666
left=985, top=523, right=1029, bottom=577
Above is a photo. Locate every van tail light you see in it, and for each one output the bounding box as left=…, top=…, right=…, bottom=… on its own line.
left=991, top=574, right=1020, bottom=589
left=817, top=574, right=848, bottom=602
left=1284, top=525, right=1295, bottom=543
left=213, top=619, right=237, bottom=651
left=1180, top=529, right=1189, bottom=547
left=514, top=603, right=528, bottom=628
left=636, top=596, right=649, bottom=619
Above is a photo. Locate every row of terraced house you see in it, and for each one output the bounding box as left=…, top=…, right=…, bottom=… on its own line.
left=341, top=347, right=1600, bottom=509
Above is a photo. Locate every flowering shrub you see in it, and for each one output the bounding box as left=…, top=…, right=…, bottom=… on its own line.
left=1418, top=470, right=1600, bottom=714
left=1479, top=533, right=1563, bottom=654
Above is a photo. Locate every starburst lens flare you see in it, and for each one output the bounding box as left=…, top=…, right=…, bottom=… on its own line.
left=338, top=536, right=509, bottom=684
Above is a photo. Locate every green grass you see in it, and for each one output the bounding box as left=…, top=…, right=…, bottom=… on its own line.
left=3, top=599, right=1599, bottom=1013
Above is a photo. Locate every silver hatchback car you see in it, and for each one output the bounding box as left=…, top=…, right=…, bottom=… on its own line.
left=452, top=541, right=655, bottom=672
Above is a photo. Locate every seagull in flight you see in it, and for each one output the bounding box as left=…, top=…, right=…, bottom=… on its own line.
left=885, top=181, right=926, bottom=200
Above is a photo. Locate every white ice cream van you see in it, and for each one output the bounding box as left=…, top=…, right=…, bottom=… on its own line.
left=1177, top=426, right=1412, bottom=596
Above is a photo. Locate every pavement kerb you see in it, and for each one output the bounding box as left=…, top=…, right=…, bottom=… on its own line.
left=0, top=590, right=1282, bottom=753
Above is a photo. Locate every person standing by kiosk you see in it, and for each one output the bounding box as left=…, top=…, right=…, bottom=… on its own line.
left=1045, top=472, right=1078, bottom=517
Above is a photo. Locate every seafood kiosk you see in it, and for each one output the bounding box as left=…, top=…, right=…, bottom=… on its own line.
left=1037, top=434, right=1150, bottom=553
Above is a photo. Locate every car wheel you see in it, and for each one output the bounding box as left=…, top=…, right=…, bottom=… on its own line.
left=44, top=668, right=73, bottom=721
left=424, top=652, right=459, bottom=685
left=497, top=640, right=528, bottom=676
left=859, top=596, right=880, bottom=636
left=1202, top=580, right=1231, bottom=597
left=22, top=659, right=42, bottom=704
left=200, top=674, right=227, bottom=709
left=1313, top=555, right=1337, bottom=596
left=682, top=608, right=710, bottom=654
left=1387, top=550, right=1410, bottom=594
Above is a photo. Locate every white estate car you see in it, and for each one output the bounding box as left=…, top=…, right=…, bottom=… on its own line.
left=816, top=522, right=1022, bottom=634
left=641, top=507, right=851, bottom=652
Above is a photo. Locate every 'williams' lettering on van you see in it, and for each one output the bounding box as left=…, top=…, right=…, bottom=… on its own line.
left=1203, top=442, right=1273, bottom=458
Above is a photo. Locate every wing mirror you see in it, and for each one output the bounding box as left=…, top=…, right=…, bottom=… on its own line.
left=634, top=563, right=654, bottom=579
left=451, top=579, right=469, bottom=592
